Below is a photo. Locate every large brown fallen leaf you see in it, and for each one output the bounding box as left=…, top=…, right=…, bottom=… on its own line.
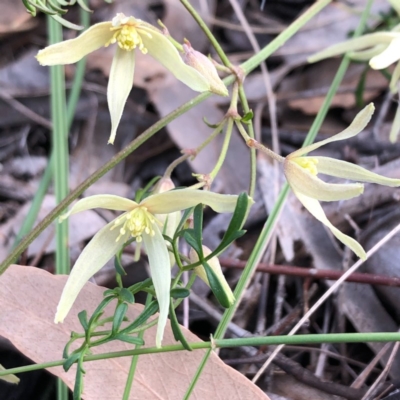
left=0, top=265, right=268, bottom=400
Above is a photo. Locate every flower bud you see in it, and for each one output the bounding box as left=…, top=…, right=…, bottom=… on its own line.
left=190, top=246, right=235, bottom=306
left=183, top=41, right=228, bottom=97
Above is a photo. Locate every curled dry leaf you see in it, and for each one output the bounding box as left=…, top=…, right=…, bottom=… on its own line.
left=0, top=265, right=269, bottom=400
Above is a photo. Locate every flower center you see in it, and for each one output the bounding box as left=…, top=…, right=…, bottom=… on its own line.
left=294, top=157, right=319, bottom=175
left=106, top=15, right=151, bottom=53
left=111, top=207, right=156, bottom=242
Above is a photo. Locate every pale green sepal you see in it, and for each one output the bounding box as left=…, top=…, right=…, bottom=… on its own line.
left=36, top=22, right=113, bottom=65
left=0, top=364, right=19, bottom=384
left=370, top=37, right=400, bottom=69
left=295, top=191, right=367, bottom=260
left=314, top=157, right=400, bottom=186
left=284, top=161, right=364, bottom=201
left=307, top=33, right=398, bottom=64
left=108, top=47, right=136, bottom=144
left=139, top=27, right=210, bottom=93
left=142, top=190, right=245, bottom=214
left=290, top=104, right=374, bottom=157
left=142, top=225, right=171, bottom=348
left=60, top=195, right=138, bottom=221
left=390, top=61, right=400, bottom=93
left=348, top=45, right=386, bottom=61
left=55, top=220, right=130, bottom=323
left=389, top=103, right=400, bottom=143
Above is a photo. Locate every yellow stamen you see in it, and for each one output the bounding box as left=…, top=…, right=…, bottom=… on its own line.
left=106, top=23, right=149, bottom=53
left=294, top=157, right=319, bottom=175
left=111, top=207, right=159, bottom=242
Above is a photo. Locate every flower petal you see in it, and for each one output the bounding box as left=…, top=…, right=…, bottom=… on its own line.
left=348, top=44, right=388, bottom=61
left=138, top=26, right=210, bottom=93
left=284, top=160, right=364, bottom=201
left=60, top=195, right=138, bottom=220
left=108, top=47, right=135, bottom=144
left=313, top=156, right=400, bottom=186
left=142, top=225, right=171, bottom=348
left=36, top=22, right=113, bottom=65
left=142, top=190, right=246, bottom=214
left=55, top=220, right=129, bottom=323
left=289, top=104, right=374, bottom=158
left=294, top=191, right=366, bottom=260
left=370, top=37, right=400, bottom=69
left=307, top=33, right=398, bottom=64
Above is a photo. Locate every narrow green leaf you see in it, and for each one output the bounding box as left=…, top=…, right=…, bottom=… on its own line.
left=241, top=110, right=254, bottom=123
left=112, top=303, right=128, bottom=333
left=87, top=296, right=115, bottom=328
left=120, top=301, right=159, bottom=334
left=174, top=208, right=194, bottom=239
left=183, top=229, right=202, bottom=254
left=202, top=261, right=232, bottom=308
left=170, top=287, right=191, bottom=299
left=63, top=352, right=81, bottom=372
left=211, top=192, right=249, bottom=257
left=77, top=310, right=88, bottom=331
left=169, top=300, right=192, bottom=351
left=113, top=333, right=144, bottom=345
left=128, top=278, right=153, bottom=294
left=114, top=251, right=126, bottom=276
left=119, top=288, right=135, bottom=304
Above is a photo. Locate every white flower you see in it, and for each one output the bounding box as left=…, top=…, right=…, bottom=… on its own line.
left=284, top=103, right=400, bottom=259
left=56, top=189, right=244, bottom=347
left=36, top=13, right=210, bottom=144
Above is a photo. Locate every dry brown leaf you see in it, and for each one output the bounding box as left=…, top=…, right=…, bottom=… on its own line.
left=0, top=265, right=269, bottom=400
left=0, top=0, right=36, bottom=35
left=279, top=60, right=389, bottom=115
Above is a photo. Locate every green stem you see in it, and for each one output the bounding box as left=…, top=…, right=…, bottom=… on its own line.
left=238, top=85, right=256, bottom=197
left=2, top=332, right=400, bottom=377
left=122, top=295, right=151, bottom=400
left=48, top=15, right=69, bottom=400
left=48, top=16, right=70, bottom=277
left=179, top=0, right=231, bottom=67
left=241, top=0, right=331, bottom=75
left=209, top=118, right=234, bottom=180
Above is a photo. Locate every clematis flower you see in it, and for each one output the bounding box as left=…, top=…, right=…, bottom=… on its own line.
left=36, top=13, right=211, bottom=144
left=308, top=26, right=400, bottom=93
left=56, top=189, right=244, bottom=347
left=283, top=103, right=400, bottom=260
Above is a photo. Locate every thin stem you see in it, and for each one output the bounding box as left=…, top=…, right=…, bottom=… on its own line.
left=122, top=295, right=151, bottom=400
left=236, top=122, right=284, bottom=162
left=237, top=85, right=257, bottom=197
left=179, top=0, right=231, bottom=67
left=241, top=0, right=331, bottom=75
left=2, top=332, right=400, bottom=378
left=48, top=16, right=70, bottom=276
left=209, top=118, right=234, bottom=180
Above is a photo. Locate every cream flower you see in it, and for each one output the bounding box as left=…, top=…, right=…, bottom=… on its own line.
left=56, top=189, right=243, bottom=347
left=36, top=13, right=210, bottom=144
left=308, top=26, right=400, bottom=93
left=284, top=103, right=400, bottom=260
